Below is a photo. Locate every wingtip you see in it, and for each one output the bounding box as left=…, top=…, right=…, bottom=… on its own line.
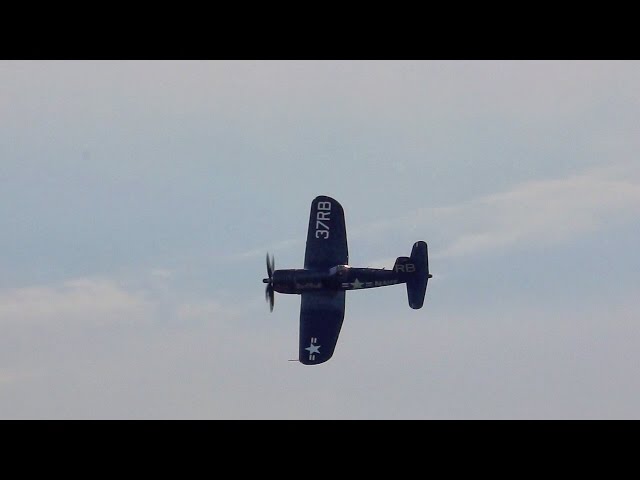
left=298, top=352, right=334, bottom=365
left=313, top=195, right=342, bottom=208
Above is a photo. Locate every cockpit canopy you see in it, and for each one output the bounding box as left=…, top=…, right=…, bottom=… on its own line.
left=329, top=265, right=351, bottom=276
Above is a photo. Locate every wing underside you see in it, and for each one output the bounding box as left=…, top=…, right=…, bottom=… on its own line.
left=304, top=196, right=348, bottom=270
left=299, top=290, right=346, bottom=365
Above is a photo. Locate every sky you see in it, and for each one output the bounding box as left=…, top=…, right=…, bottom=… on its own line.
left=1, top=60, right=639, bottom=419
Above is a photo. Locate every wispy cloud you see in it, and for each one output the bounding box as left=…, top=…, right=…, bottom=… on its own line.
left=436, top=163, right=640, bottom=258
left=176, top=300, right=247, bottom=321
left=358, top=162, right=640, bottom=261
left=220, top=238, right=302, bottom=263
left=150, top=268, right=172, bottom=279
left=0, top=278, right=151, bottom=326
left=0, top=369, right=27, bottom=385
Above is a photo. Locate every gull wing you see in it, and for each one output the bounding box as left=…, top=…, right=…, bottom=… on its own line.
left=304, top=196, right=348, bottom=270
left=299, top=290, right=346, bottom=365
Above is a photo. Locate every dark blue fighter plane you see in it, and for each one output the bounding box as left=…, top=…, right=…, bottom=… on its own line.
left=263, top=196, right=432, bottom=365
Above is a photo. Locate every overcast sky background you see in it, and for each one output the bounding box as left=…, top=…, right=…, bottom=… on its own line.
left=1, top=60, right=639, bottom=419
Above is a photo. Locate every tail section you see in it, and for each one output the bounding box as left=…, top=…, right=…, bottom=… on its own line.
left=393, top=256, right=412, bottom=275
left=394, top=241, right=431, bottom=309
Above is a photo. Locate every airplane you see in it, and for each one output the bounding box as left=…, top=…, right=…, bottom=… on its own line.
left=263, top=195, right=432, bottom=365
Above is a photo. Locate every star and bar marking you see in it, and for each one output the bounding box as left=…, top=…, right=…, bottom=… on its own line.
left=305, top=337, right=321, bottom=361
left=341, top=278, right=364, bottom=289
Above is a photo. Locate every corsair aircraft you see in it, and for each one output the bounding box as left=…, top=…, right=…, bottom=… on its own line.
left=263, top=196, right=432, bottom=365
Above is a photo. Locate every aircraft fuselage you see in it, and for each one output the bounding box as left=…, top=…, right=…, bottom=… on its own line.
left=272, top=265, right=402, bottom=294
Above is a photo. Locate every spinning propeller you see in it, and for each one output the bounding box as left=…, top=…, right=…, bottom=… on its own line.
left=263, top=253, right=275, bottom=312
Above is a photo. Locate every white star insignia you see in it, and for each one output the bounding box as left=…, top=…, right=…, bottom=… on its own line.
left=351, top=278, right=364, bottom=289
left=305, top=342, right=321, bottom=355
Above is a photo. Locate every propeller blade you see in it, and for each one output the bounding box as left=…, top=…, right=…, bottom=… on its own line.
left=265, top=284, right=274, bottom=312
left=266, top=253, right=273, bottom=278
left=269, top=287, right=274, bottom=312
left=264, top=253, right=275, bottom=312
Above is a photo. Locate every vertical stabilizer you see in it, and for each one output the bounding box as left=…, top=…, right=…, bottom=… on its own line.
left=405, top=241, right=431, bottom=309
